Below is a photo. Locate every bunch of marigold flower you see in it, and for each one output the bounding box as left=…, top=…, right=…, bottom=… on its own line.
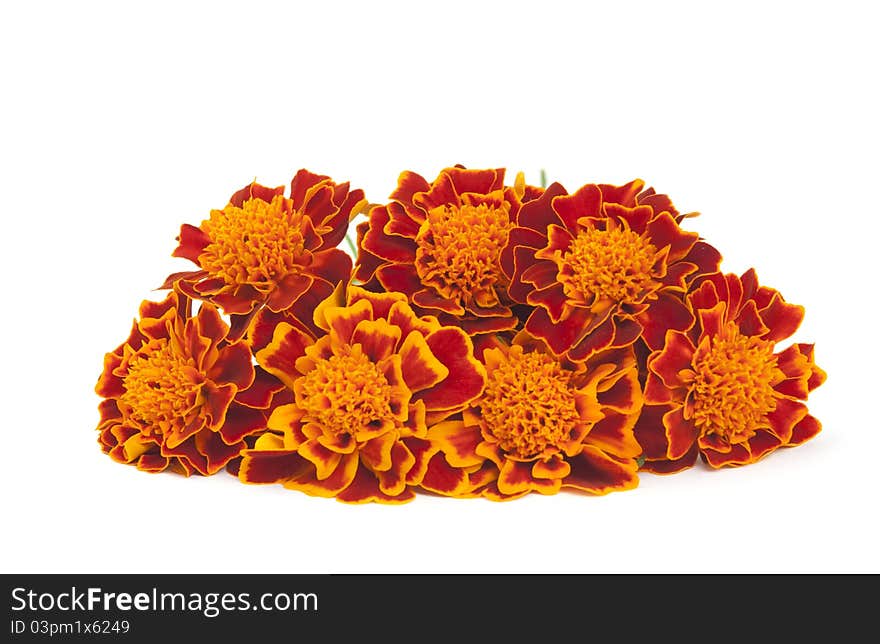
left=95, top=165, right=825, bottom=503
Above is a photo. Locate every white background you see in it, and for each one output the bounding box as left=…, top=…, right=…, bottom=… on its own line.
left=2, top=0, right=877, bottom=573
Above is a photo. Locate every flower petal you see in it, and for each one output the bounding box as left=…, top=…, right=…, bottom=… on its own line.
left=525, top=306, right=592, bottom=357
left=352, top=317, right=402, bottom=363
left=562, top=446, right=639, bottom=494
left=639, top=293, right=694, bottom=349
left=284, top=452, right=359, bottom=497
left=664, top=406, right=698, bottom=461
left=419, top=453, right=471, bottom=496
left=759, top=292, right=805, bottom=342
left=219, top=403, right=267, bottom=444
left=766, top=398, right=808, bottom=443
left=255, top=323, right=314, bottom=389
left=335, top=462, right=415, bottom=504
left=552, top=183, right=602, bottom=230
left=375, top=263, right=424, bottom=297
left=640, top=445, right=699, bottom=474
left=648, top=330, right=697, bottom=389
left=235, top=366, right=284, bottom=409
left=497, top=459, right=541, bottom=496
left=172, top=223, right=211, bottom=263
left=789, top=414, right=821, bottom=446
left=428, top=421, right=483, bottom=468
left=585, top=412, right=642, bottom=459
left=702, top=442, right=752, bottom=468
left=208, top=342, right=254, bottom=390
left=418, top=328, right=486, bottom=411
left=532, top=454, right=571, bottom=480
left=360, top=431, right=396, bottom=472
left=399, top=330, right=449, bottom=393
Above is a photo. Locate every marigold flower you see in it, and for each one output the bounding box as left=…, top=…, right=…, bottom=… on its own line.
left=635, top=269, right=826, bottom=472
left=238, top=283, right=486, bottom=503
left=501, top=179, right=721, bottom=361
left=424, top=333, right=643, bottom=501
left=95, top=291, right=285, bottom=475
left=162, top=169, right=367, bottom=344
left=353, top=166, right=541, bottom=339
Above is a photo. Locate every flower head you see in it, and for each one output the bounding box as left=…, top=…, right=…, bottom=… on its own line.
left=635, top=269, right=826, bottom=472
left=162, top=169, right=366, bottom=343
left=424, top=333, right=643, bottom=500
left=95, top=291, right=285, bottom=475
left=238, top=283, right=486, bottom=503
left=354, top=166, right=541, bottom=337
left=502, top=179, right=721, bottom=361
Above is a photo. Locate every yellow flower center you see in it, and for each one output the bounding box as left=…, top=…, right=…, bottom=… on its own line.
left=559, top=226, right=657, bottom=305
left=200, top=195, right=306, bottom=287
left=298, top=346, right=394, bottom=436
left=120, top=339, right=201, bottom=433
left=691, top=323, right=781, bottom=443
left=415, top=202, right=513, bottom=307
left=480, top=348, right=581, bottom=459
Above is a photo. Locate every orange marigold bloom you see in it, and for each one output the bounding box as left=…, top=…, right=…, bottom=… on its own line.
left=424, top=333, right=643, bottom=501
left=95, top=291, right=285, bottom=475
left=353, top=166, right=542, bottom=339
left=238, top=284, right=487, bottom=504
left=162, top=169, right=367, bottom=345
left=501, top=179, right=721, bottom=361
left=634, top=269, right=826, bottom=473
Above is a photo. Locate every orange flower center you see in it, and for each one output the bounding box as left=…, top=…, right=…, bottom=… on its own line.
left=200, top=195, right=306, bottom=287
left=691, top=323, right=781, bottom=443
left=415, top=202, right=513, bottom=308
left=120, top=339, right=201, bottom=432
left=480, top=347, right=580, bottom=459
left=559, top=226, right=657, bottom=305
left=298, top=346, right=394, bottom=436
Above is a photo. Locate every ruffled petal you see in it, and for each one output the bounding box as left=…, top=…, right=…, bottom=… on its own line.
left=417, top=328, right=486, bottom=411
left=255, top=323, right=314, bottom=389
left=648, top=330, right=696, bottom=389
left=766, top=398, right=808, bottom=443
left=419, top=453, right=472, bottom=496
left=664, top=406, right=698, bottom=461
left=428, top=421, right=483, bottom=468
left=335, top=462, right=415, bottom=504
left=562, top=446, right=639, bottom=494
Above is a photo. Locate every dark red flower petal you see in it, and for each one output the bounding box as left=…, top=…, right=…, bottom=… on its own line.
left=638, top=292, right=694, bottom=349
left=789, top=414, right=821, bottom=445
left=562, top=446, right=638, bottom=494
left=664, top=406, right=698, bottom=461
left=552, top=183, right=602, bottom=231
left=239, top=449, right=310, bottom=484
left=759, top=292, right=805, bottom=342
left=219, top=404, right=267, bottom=444
left=418, top=328, right=485, bottom=411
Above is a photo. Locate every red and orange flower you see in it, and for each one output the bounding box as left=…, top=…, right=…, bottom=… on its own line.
left=162, top=169, right=367, bottom=345
left=501, top=179, right=721, bottom=361
left=238, top=283, right=486, bottom=503
left=95, top=291, right=285, bottom=475
left=424, top=332, right=643, bottom=500
left=354, top=166, right=541, bottom=340
left=635, top=269, right=826, bottom=472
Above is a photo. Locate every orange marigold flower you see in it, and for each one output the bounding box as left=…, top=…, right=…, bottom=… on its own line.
left=353, top=166, right=541, bottom=339
left=238, top=283, right=487, bottom=504
left=162, top=169, right=367, bottom=344
left=95, top=291, right=286, bottom=475
left=634, top=269, right=826, bottom=473
left=501, top=179, right=721, bottom=361
left=424, top=333, right=643, bottom=501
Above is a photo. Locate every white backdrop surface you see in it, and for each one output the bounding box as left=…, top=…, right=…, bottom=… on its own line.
left=1, top=0, right=876, bottom=573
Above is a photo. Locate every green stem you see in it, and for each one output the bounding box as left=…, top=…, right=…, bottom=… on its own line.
left=344, top=228, right=358, bottom=258
left=540, top=168, right=547, bottom=189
